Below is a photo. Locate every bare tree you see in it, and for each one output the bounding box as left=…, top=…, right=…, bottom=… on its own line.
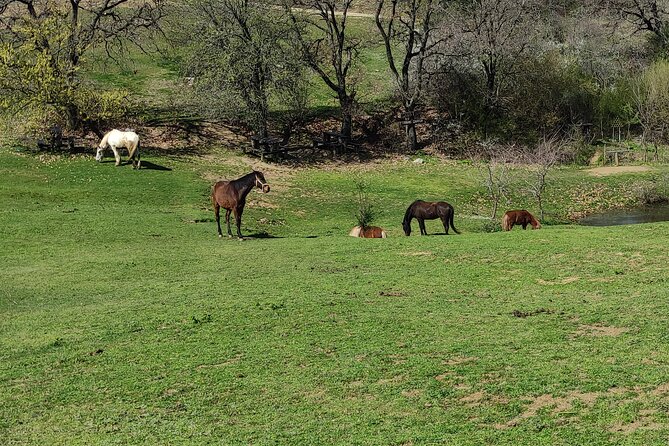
left=375, top=0, right=445, bottom=151
left=284, top=0, right=360, bottom=139
left=0, top=0, right=164, bottom=131
left=522, top=136, right=563, bottom=220
left=472, top=142, right=515, bottom=219
left=455, top=0, right=537, bottom=135
left=608, top=0, right=669, bottom=48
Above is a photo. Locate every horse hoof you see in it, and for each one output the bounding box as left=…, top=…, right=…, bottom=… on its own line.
left=218, top=234, right=222, bottom=238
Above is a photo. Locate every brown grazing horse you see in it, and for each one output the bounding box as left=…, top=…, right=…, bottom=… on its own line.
left=349, top=226, right=387, bottom=238
left=402, top=200, right=460, bottom=236
left=211, top=171, right=270, bottom=239
left=502, top=210, right=541, bottom=231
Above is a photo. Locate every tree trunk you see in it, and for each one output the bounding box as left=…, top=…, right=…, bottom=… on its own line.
left=339, top=92, right=354, bottom=139
left=406, top=123, right=418, bottom=151
left=65, top=103, right=80, bottom=132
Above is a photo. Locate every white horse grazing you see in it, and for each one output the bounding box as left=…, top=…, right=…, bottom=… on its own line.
left=95, top=129, right=141, bottom=169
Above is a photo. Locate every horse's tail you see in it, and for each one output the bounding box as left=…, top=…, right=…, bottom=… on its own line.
left=128, top=138, right=139, bottom=161
left=449, top=208, right=460, bottom=234
left=501, top=213, right=511, bottom=231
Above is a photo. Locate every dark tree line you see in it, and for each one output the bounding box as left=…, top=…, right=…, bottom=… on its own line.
left=3, top=0, right=669, bottom=151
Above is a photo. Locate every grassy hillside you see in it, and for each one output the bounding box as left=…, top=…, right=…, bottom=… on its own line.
left=2, top=147, right=669, bottom=444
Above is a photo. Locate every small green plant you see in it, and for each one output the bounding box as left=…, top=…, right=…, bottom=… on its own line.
left=354, top=180, right=375, bottom=228
left=481, top=219, right=502, bottom=233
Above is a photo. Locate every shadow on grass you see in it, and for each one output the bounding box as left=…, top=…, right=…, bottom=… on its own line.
left=140, top=161, right=172, bottom=171
left=244, top=232, right=284, bottom=239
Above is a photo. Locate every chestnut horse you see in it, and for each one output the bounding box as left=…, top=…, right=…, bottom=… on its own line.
left=402, top=200, right=460, bottom=236
left=211, top=171, right=270, bottom=239
left=349, top=226, right=387, bottom=238
left=501, top=210, right=541, bottom=231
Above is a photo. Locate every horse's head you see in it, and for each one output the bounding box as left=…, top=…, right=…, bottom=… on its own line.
left=402, top=218, right=411, bottom=236
left=254, top=171, right=270, bottom=193
left=95, top=145, right=104, bottom=162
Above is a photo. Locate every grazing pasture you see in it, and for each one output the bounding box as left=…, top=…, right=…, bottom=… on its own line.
left=2, top=148, right=669, bottom=445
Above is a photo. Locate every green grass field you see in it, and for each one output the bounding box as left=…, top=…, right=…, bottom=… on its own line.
left=2, top=146, right=669, bottom=445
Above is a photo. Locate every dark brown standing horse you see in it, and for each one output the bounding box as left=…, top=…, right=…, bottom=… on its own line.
left=402, top=200, right=460, bottom=236
left=211, top=171, right=270, bottom=239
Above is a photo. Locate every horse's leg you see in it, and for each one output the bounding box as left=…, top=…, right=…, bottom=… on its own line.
left=419, top=219, right=427, bottom=235
left=225, top=209, right=233, bottom=237
left=522, top=223, right=528, bottom=230
left=214, top=202, right=222, bottom=238
left=442, top=216, right=449, bottom=235
left=234, top=206, right=244, bottom=239
left=111, top=145, right=121, bottom=166
left=130, top=142, right=141, bottom=169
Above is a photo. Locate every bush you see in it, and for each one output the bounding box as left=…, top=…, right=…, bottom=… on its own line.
left=480, top=219, right=502, bottom=233
left=633, top=177, right=669, bottom=205
left=354, top=180, right=375, bottom=228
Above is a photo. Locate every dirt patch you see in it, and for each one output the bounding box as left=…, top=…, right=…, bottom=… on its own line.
left=461, top=391, right=486, bottom=405
left=610, top=419, right=665, bottom=434
left=443, top=356, right=478, bottom=366
left=571, top=324, right=630, bottom=338
left=537, top=276, right=580, bottom=285
left=401, top=251, right=434, bottom=257
left=587, top=166, right=654, bottom=176
left=401, top=389, right=423, bottom=398
left=496, top=391, right=600, bottom=429
left=435, top=372, right=454, bottom=382
left=377, top=375, right=404, bottom=385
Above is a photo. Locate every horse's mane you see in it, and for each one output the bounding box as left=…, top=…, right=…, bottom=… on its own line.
left=99, top=131, right=111, bottom=148
left=403, top=200, right=422, bottom=223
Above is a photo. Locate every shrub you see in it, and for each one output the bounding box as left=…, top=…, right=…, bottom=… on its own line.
left=354, top=180, right=375, bottom=228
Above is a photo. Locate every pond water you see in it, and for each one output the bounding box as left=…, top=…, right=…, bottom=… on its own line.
left=579, top=204, right=669, bottom=226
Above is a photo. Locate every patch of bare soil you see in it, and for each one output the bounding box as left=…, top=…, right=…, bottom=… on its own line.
left=401, top=389, right=423, bottom=398
left=494, top=385, right=669, bottom=432
left=496, top=392, right=600, bottom=429
left=571, top=324, right=630, bottom=338
left=537, top=276, right=580, bottom=285
left=610, top=418, right=664, bottom=434
left=401, top=251, right=434, bottom=257
left=587, top=166, right=654, bottom=176
left=377, top=375, right=405, bottom=385
left=460, top=391, right=486, bottom=406
left=443, top=356, right=478, bottom=366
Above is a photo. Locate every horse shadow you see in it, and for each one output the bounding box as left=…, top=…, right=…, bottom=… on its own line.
left=140, top=161, right=172, bottom=171
left=243, top=232, right=284, bottom=239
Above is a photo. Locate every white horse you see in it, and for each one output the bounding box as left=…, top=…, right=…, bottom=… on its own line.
left=95, top=129, right=141, bottom=169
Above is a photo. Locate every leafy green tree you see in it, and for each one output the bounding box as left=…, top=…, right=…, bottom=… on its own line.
left=178, top=0, right=307, bottom=139
left=0, top=0, right=164, bottom=133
